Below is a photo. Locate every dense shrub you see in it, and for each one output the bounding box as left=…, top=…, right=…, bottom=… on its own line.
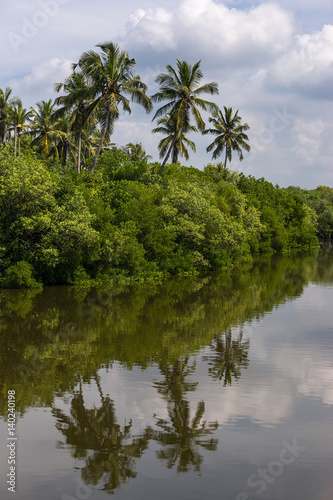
left=0, top=148, right=321, bottom=288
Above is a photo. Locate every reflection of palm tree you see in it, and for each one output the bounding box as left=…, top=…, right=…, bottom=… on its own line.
left=153, top=357, right=218, bottom=473
left=203, top=327, right=249, bottom=386
left=154, top=399, right=218, bottom=473
left=154, top=357, right=198, bottom=401
left=52, top=373, right=151, bottom=493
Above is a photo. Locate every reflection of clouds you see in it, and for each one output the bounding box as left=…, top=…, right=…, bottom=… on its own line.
left=76, top=282, right=333, bottom=437
left=194, top=373, right=294, bottom=428
left=248, top=285, right=333, bottom=407
left=296, top=360, right=333, bottom=405
left=92, top=357, right=294, bottom=430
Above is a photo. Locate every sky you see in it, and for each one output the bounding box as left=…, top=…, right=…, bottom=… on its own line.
left=1, top=0, right=333, bottom=188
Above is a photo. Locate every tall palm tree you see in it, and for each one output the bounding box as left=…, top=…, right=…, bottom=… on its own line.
left=152, top=113, right=197, bottom=164
left=77, top=41, right=152, bottom=173
left=9, top=101, right=33, bottom=155
left=54, top=71, right=95, bottom=173
left=0, top=87, right=20, bottom=144
left=203, top=106, right=250, bottom=167
left=30, top=99, right=67, bottom=158
left=151, top=60, right=219, bottom=174
left=80, top=119, right=112, bottom=168
left=121, top=142, right=152, bottom=162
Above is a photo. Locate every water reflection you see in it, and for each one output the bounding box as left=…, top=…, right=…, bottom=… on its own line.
left=52, top=374, right=152, bottom=493
left=203, top=327, right=250, bottom=386
left=154, top=399, right=218, bottom=473
left=153, top=357, right=218, bottom=473
left=1, top=249, right=333, bottom=497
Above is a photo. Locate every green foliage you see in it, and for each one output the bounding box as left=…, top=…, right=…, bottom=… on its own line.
left=2, top=261, right=41, bottom=288
left=237, top=174, right=319, bottom=252
left=0, top=149, right=99, bottom=286
left=296, top=186, right=333, bottom=238
left=0, top=147, right=321, bottom=288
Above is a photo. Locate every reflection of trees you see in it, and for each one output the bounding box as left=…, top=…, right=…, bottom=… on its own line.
left=203, top=327, right=249, bottom=386
left=154, top=357, right=198, bottom=400
left=154, top=399, right=218, bottom=473
left=1, top=251, right=328, bottom=419
left=52, top=374, right=152, bottom=493
left=153, top=357, right=218, bottom=473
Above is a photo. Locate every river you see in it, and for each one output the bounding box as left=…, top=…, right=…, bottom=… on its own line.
left=0, top=248, right=333, bottom=499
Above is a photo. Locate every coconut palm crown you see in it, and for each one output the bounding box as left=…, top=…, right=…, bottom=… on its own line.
left=204, top=106, right=250, bottom=167
left=152, top=113, right=197, bottom=164
left=77, top=42, right=153, bottom=173
left=151, top=60, right=219, bottom=173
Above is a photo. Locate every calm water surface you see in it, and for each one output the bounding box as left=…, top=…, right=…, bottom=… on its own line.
left=1, top=249, right=333, bottom=500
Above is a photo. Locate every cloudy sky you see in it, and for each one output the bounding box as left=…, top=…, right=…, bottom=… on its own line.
left=1, top=0, right=332, bottom=187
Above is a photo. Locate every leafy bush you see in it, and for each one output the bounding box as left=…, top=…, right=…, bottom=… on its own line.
left=0, top=147, right=321, bottom=288
left=3, top=261, right=41, bottom=289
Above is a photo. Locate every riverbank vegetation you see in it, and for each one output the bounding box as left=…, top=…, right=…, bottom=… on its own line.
left=0, top=143, right=325, bottom=289
left=0, top=41, right=331, bottom=288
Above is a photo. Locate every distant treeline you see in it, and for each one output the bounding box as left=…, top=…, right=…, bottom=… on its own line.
left=1, top=144, right=331, bottom=288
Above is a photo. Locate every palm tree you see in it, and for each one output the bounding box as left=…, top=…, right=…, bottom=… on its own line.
left=0, top=87, right=20, bottom=144
left=30, top=99, right=67, bottom=158
left=80, top=120, right=112, bottom=168
left=121, top=142, right=152, bottom=162
left=151, top=60, right=219, bottom=174
left=54, top=71, right=95, bottom=173
left=9, top=101, right=33, bottom=155
left=152, top=113, right=197, bottom=164
left=203, top=106, right=250, bottom=167
left=77, top=41, right=152, bottom=173
left=53, top=114, right=77, bottom=166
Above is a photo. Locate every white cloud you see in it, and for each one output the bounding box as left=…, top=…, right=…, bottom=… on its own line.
left=0, top=0, right=332, bottom=188
left=124, top=7, right=177, bottom=51
left=122, top=1, right=294, bottom=67
left=112, top=120, right=158, bottom=154
left=268, top=24, right=333, bottom=98
left=9, top=58, right=73, bottom=106
left=291, top=118, right=326, bottom=163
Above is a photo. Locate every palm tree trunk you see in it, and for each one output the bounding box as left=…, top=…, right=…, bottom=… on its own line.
left=77, top=128, right=82, bottom=174
left=158, top=132, right=179, bottom=175
left=18, top=131, right=21, bottom=156
left=224, top=148, right=228, bottom=168
left=14, top=116, right=17, bottom=156
left=91, top=110, right=110, bottom=174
